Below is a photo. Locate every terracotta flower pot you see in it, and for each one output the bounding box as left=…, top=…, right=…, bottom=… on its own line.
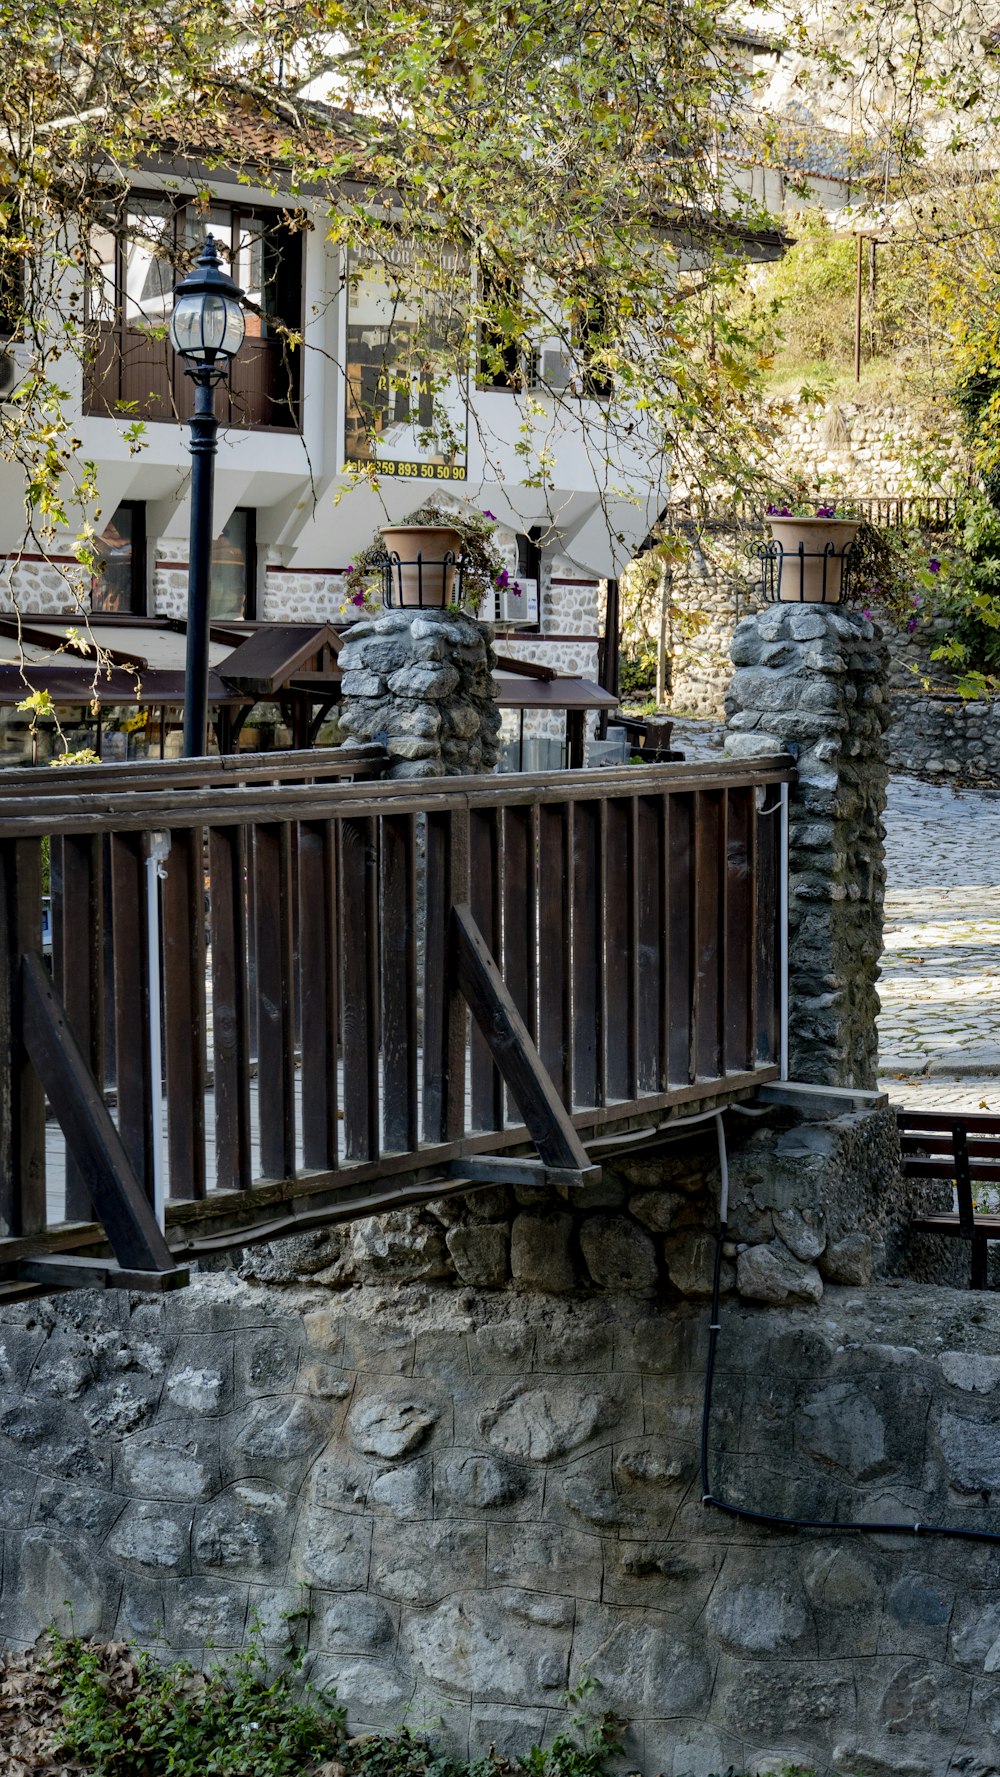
left=766, top=516, right=861, bottom=604
left=379, top=523, right=464, bottom=608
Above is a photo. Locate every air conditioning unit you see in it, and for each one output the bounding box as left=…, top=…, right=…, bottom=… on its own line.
left=540, top=349, right=573, bottom=391
left=496, top=574, right=539, bottom=626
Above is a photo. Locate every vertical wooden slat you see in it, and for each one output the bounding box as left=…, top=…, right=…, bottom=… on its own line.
left=340, top=814, right=379, bottom=1162
left=209, top=825, right=252, bottom=1192
left=423, top=808, right=469, bottom=1145
left=299, top=819, right=339, bottom=1172
left=53, top=834, right=105, bottom=1220
left=755, top=786, right=780, bottom=1065
left=537, top=801, right=572, bottom=1107
left=253, top=822, right=296, bottom=1180
left=724, top=787, right=753, bottom=1076
left=469, top=807, right=503, bottom=1132
left=109, top=831, right=154, bottom=1199
left=0, top=838, right=45, bottom=1237
left=572, top=798, right=602, bottom=1110
left=162, top=827, right=207, bottom=1200
left=380, top=814, right=419, bottom=1152
left=667, top=792, right=694, bottom=1085
left=422, top=810, right=447, bottom=1146
left=604, top=798, right=634, bottom=1102
left=636, top=795, right=664, bottom=1095
left=501, top=804, right=535, bottom=1122
left=692, top=790, right=725, bottom=1081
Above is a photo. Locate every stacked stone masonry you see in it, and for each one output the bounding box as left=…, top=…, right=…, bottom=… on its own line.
left=336, top=609, right=502, bottom=779
left=0, top=1089, right=977, bottom=1777
left=726, top=605, right=891, bottom=1090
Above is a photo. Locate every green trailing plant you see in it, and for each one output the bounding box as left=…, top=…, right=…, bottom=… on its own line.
left=43, top=1641, right=627, bottom=1777
left=917, top=493, right=1000, bottom=696
left=48, top=1624, right=344, bottom=1777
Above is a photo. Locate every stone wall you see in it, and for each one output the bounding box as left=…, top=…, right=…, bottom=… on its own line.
left=0, top=1084, right=979, bottom=1777
left=886, top=692, right=1000, bottom=786
left=726, top=605, right=890, bottom=1090
left=337, top=609, right=502, bottom=779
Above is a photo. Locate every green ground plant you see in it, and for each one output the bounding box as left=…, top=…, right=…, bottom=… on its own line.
left=45, top=1636, right=626, bottom=1777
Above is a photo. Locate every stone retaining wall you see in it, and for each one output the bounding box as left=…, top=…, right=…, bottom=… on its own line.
left=887, top=691, right=1000, bottom=785
left=0, top=1209, right=994, bottom=1777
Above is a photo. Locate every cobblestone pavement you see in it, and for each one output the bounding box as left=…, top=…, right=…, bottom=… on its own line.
left=880, top=774, right=1000, bottom=1108
left=660, top=717, right=1000, bottom=1109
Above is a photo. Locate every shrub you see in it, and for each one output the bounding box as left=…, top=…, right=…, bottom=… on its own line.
left=45, top=1637, right=626, bottom=1777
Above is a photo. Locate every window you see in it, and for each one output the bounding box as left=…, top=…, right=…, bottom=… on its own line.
left=91, top=501, right=147, bottom=613
left=211, top=509, right=257, bottom=619
left=573, top=293, right=615, bottom=401
left=85, top=198, right=303, bottom=429
left=477, top=264, right=530, bottom=392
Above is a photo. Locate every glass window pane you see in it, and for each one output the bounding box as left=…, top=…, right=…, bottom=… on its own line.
left=123, top=200, right=175, bottom=324
left=92, top=503, right=135, bottom=612
left=210, top=510, right=249, bottom=618
left=88, top=224, right=118, bottom=322
left=183, top=206, right=234, bottom=265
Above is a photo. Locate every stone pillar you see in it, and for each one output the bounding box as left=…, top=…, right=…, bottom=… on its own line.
left=724, top=604, right=890, bottom=1089
left=337, top=608, right=502, bottom=779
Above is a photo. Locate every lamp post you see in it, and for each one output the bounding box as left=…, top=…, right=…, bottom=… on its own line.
left=169, top=234, right=246, bottom=757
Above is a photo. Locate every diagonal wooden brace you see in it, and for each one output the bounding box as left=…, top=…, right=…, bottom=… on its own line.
left=21, top=951, right=180, bottom=1276
left=450, top=903, right=600, bottom=1188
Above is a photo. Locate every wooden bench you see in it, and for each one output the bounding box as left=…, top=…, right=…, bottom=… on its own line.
left=899, top=1108, right=1000, bottom=1289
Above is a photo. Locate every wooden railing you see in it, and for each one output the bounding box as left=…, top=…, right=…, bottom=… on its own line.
left=84, top=323, right=300, bottom=431
left=663, top=493, right=961, bottom=532
left=0, top=751, right=792, bottom=1297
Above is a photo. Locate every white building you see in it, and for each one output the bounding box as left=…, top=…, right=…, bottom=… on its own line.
left=0, top=126, right=785, bottom=761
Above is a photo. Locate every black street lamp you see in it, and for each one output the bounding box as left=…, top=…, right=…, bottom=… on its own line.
left=169, top=234, right=246, bottom=757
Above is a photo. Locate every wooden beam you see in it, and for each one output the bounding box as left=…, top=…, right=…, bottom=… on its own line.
left=20, top=952, right=177, bottom=1274
left=451, top=901, right=597, bottom=1181
left=19, top=1254, right=189, bottom=1292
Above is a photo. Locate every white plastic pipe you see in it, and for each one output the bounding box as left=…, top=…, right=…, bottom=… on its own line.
left=145, top=831, right=171, bottom=1232
left=779, top=780, right=790, bottom=1081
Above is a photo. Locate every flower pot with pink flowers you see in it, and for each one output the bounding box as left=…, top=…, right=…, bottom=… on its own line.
left=763, top=501, right=862, bottom=605
left=343, top=504, right=522, bottom=617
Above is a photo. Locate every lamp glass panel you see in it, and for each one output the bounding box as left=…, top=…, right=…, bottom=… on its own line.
left=169, top=294, right=206, bottom=358
left=202, top=293, right=228, bottom=353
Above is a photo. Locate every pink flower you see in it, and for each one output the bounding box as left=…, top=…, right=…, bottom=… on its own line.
left=482, top=509, right=497, bottom=521
left=352, top=592, right=367, bottom=607
left=346, top=563, right=355, bottom=573
left=495, top=567, right=510, bottom=589
left=906, top=616, right=918, bottom=632
left=816, top=504, right=836, bottom=518
left=862, top=608, right=872, bottom=620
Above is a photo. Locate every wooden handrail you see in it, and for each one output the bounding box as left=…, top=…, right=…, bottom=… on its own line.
left=0, top=752, right=791, bottom=1297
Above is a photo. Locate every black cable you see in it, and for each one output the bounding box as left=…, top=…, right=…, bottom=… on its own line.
left=699, top=1127, right=1000, bottom=1547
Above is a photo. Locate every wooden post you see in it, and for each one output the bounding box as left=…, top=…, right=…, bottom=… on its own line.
left=598, top=576, right=621, bottom=739
left=656, top=564, right=670, bottom=707
left=0, top=839, right=45, bottom=1238
left=854, top=232, right=863, bottom=383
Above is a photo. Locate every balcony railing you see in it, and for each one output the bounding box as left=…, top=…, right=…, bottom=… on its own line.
left=84, top=323, right=300, bottom=431
left=0, top=749, right=792, bottom=1298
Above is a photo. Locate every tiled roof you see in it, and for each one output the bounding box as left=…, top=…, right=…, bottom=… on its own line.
left=139, top=99, right=368, bottom=178
left=722, top=115, right=895, bottom=183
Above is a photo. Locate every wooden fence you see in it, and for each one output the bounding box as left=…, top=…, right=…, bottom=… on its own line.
left=0, top=750, right=792, bottom=1297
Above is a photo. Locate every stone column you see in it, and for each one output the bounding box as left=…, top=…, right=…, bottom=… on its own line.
left=724, top=604, right=890, bottom=1089
left=337, top=608, right=502, bottom=779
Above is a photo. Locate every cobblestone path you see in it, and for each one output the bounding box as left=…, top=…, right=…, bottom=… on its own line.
left=880, top=777, right=1000, bottom=1107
